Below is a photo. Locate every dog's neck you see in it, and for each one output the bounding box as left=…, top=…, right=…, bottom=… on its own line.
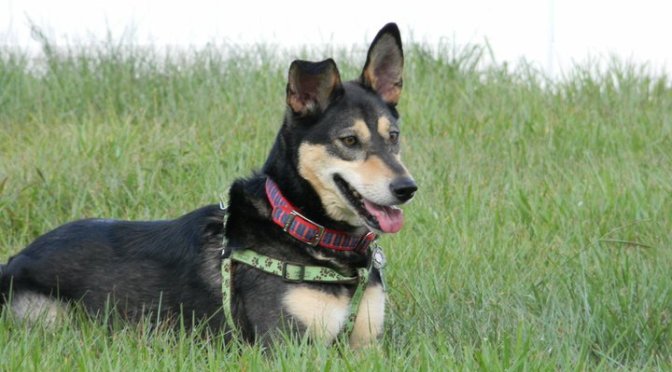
left=264, top=177, right=376, bottom=253
left=225, top=174, right=370, bottom=267
left=262, top=126, right=367, bottom=235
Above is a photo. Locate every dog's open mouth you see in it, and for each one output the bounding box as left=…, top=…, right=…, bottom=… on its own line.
left=333, top=175, right=404, bottom=233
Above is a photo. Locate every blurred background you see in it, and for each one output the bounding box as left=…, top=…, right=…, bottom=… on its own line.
left=1, top=0, right=670, bottom=78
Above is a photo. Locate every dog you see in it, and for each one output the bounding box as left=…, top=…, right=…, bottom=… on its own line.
left=0, top=23, right=416, bottom=347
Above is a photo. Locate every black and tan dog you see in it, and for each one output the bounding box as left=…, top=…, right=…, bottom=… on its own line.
left=0, top=23, right=416, bottom=347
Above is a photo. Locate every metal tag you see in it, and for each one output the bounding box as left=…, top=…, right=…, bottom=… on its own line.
left=371, top=246, right=387, bottom=292
left=372, top=246, right=386, bottom=270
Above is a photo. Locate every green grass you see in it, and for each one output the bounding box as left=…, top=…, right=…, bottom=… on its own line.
left=1, top=35, right=671, bottom=370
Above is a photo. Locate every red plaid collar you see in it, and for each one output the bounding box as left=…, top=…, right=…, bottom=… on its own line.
left=265, top=178, right=376, bottom=254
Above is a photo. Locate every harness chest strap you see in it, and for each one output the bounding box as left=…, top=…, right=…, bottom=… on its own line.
left=221, top=247, right=384, bottom=340
left=228, top=249, right=360, bottom=283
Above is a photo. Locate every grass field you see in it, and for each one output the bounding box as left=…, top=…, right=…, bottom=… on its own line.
left=1, top=35, right=671, bottom=370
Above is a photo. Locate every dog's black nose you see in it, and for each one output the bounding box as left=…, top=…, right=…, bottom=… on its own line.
left=390, top=177, right=418, bottom=202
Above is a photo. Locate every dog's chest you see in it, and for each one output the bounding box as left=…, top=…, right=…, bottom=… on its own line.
left=282, top=283, right=386, bottom=346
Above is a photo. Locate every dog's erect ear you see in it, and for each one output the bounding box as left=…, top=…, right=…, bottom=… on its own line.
left=286, top=59, right=342, bottom=116
left=361, top=23, right=404, bottom=106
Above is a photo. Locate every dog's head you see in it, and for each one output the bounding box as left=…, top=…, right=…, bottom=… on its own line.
left=274, top=23, right=416, bottom=234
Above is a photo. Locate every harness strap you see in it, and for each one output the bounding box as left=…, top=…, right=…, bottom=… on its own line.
left=342, top=266, right=370, bottom=337
left=221, top=247, right=384, bottom=341
left=221, top=256, right=236, bottom=334
left=230, top=249, right=359, bottom=283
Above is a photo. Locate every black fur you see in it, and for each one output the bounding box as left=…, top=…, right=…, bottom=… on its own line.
left=223, top=176, right=378, bottom=343
left=1, top=23, right=409, bottom=346
left=0, top=206, right=226, bottom=327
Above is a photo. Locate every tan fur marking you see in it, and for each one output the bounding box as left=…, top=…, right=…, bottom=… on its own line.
left=350, top=284, right=386, bottom=347
left=288, top=93, right=310, bottom=113
left=377, top=116, right=391, bottom=139
left=11, top=292, right=65, bottom=326
left=364, top=69, right=378, bottom=93
left=283, top=286, right=350, bottom=344
left=353, top=119, right=371, bottom=143
left=383, top=87, right=402, bottom=106
left=298, top=144, right=360, bottom=224
left=360, top=155, right=395, bottom=181
left=297, top=143, right=338, bottom=211
left=298, top=143, right=406, bottom=224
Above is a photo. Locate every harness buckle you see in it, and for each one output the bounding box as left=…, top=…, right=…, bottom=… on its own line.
left=282, top=262, right=305, bottom=283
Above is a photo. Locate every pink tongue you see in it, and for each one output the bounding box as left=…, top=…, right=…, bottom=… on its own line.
left=363, top=200, right=404, bottom=233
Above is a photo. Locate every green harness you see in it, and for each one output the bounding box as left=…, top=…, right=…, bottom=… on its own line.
left=220, top=244, right=386, bottom=341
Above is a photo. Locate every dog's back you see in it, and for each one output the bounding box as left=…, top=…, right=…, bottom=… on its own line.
left=0, top=205, right=226, bottom=326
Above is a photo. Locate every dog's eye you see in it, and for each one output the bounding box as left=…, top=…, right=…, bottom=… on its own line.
left=341, top=136, right=359, bottom=147
left=389, top=131, right=400, bottom=144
